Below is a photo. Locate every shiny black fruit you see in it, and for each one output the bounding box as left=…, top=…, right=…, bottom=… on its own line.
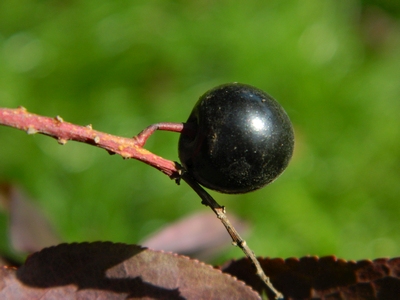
left=178, top=83, right=294, bottom=194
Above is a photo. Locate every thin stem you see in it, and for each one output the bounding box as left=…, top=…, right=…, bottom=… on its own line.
left=134, top=122, right=197, bottom=147
left=182, top=172, right=284, bottom=300
left=134, top=123, right=184, bottom=147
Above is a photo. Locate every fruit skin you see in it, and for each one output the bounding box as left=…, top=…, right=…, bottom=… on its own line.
left=178, top=83, right=294, bottom=194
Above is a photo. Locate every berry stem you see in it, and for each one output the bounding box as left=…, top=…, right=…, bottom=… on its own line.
left=134, top=122, right=197, bottom=147
left=134, top=122, right=183, bottom=147
left=182, top=172, right=284, bottom=300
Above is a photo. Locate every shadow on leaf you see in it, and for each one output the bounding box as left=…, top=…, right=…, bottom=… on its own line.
left=16, top=242, right=183, bottom=299
left=10, top=242, right=259, bottom=300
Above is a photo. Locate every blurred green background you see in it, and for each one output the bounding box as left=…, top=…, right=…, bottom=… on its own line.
left=0, top=0, right=400, bottom=263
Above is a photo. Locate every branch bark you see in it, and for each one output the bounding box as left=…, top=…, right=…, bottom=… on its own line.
left=0, top=107, right=181, bottom=179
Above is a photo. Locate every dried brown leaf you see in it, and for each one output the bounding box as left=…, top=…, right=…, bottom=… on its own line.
left=221, top=255, right=400, bottom=300
left=141, top=211, right=249, bottom=260
left=0, top=183, right=61, bottom=254
left=0, top=242, right=260, bottom=300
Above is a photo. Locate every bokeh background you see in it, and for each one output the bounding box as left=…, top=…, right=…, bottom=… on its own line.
left=0, top=0, right=400, bottom=264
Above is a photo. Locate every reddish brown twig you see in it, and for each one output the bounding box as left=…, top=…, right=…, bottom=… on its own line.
left=0, top=107, right=181, bottom=179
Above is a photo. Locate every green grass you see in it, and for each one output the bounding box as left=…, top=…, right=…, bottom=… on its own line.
left=1, top=0, right=400, bottom=263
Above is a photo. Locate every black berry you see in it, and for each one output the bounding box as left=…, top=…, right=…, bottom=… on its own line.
left=178, top=83, right=294, bottom=194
